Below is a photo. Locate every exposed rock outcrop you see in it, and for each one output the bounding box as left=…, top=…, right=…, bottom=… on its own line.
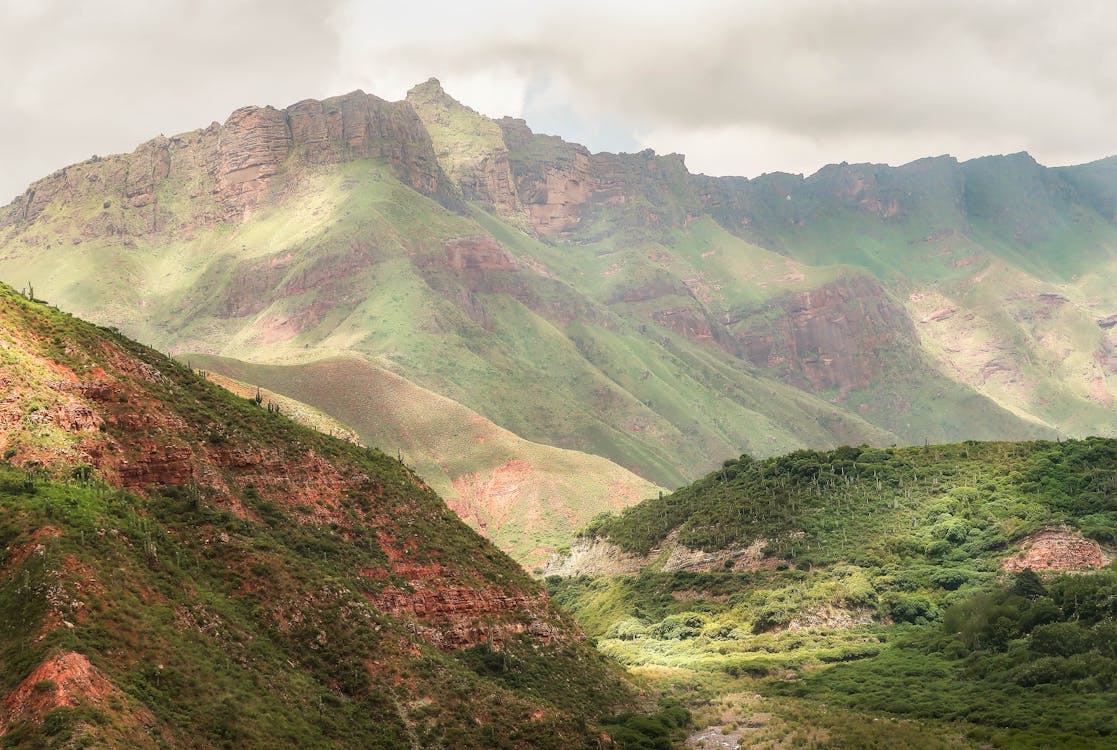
left=1002, top=528, right=1110, bottom=572
left=1, top=652, right=160, bottom=745
left=2, top=91, right=460, bottom=231
left=730, top=275, right=918, bottom=396
left=542, top=537, right=649, bottom=578
left=494, top=119, right=700, bottom=237
left=405, top=78, right=520, bottom=214
left=543, top=533, right=779, bottom=578
left=370, top=586, right=566, bottom=650
left=443, top=236, right=520, bottom=271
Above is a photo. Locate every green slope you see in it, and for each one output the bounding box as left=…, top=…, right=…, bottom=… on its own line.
left=185, top=353, right=663, bottom=570
left=0, top=281, right=635, bottom=748
left=702, top=154, right=1117, bottom=438
left=549, top=438, right=1117, bottom=748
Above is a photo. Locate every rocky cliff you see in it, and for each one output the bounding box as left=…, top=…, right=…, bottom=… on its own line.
left=405, top=78, right=521, bottom=215
left=2, top=90, right=459, bottom=234
left=729, top=275, right=919, bottom=396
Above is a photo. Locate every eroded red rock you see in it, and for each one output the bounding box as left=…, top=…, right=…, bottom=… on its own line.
left=1002, top=529, right=1109, bottom=572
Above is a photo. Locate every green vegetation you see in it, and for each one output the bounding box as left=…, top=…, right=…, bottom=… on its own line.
left=584, top=439, right=1117, bottom=561
left=782, top=569, right=1117, bottom=747
left=551, top=439, right=1117, bottom=747
left=0, top=462, right=635, bottom=748
left=598, top=699, right=691, bottom=750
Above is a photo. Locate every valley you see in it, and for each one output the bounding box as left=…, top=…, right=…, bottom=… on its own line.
left=4, top=77, right=1117, bottom=748
left=8, top=81, right=1106, bottom=567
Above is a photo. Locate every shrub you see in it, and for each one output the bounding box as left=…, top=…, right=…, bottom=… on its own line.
left=648, top=614, right=705, bottom=640
left=882, top=593, right=938, bottom=625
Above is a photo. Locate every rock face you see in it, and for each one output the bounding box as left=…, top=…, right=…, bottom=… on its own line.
left=214, top=106, right=293, bottom=219
left=443, top=236, right=520, bottom=271
left=405, top=78, right=520, bottom=214
left=370, top=585, right=565, bottom=650
left=492, top=118, right=700, bottom=237
left=2, top=90, right=459, bottom=231
left=662, top=537, right=779, bottom=573
left=730, top=276, right=919, bottom=396
left=1002, top=529, right=1110, bottom=572
left=543, top=533, right=779, bottom=578
left=542, top=537, right=649, bottom=578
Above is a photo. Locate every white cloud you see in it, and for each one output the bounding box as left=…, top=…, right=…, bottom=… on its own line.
left=1, top=0, right=1116, bottom=200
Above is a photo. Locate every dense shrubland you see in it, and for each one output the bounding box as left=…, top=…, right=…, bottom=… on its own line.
left=583, top=439, right=1117, bottom=562
left=551, top=439, right=1117, bottom=747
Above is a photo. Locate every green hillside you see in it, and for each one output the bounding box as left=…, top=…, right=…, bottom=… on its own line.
left=702, top=154, right=1117, bottom=439
left=549, top=439, right=1117, bottom=748
left=185, top=353, right=663, bottom=570
left=0, top=282, right=636, bottom=748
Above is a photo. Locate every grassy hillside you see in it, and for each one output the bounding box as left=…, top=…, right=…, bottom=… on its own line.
left=704, top=155, right=1117, bottom=439
left=579, top=439, right=1117, bottom=559
left=0, top=282, right=637, bottom=748
left=185, top=353, right=663, bottom=570
left=549, top=439, right=1117, bottom=747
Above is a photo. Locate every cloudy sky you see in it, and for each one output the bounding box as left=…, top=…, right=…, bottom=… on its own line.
left=2, top=0, right=1116, bottom=202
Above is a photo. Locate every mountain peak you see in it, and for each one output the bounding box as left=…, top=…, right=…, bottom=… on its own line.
left=406, top=76, right=455, bottom=104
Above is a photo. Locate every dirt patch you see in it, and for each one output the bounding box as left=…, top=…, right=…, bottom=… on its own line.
left=449, top=459, right=535, bottom=532
left=1, top=527, right=61, bottom=577
left=1002, top=528, right=1109, bottom=572
left=787, top=605, right=875, bottom=631
left=2, top=652, right=118, bottom=727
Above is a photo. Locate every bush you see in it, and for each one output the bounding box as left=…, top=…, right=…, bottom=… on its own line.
left=648, top=614, right=704, bottom=640
left=930, top=569, right=969, bottom=591
left=1030, top=622, right=1090, bottom=657
left=882, top=593, right=938, bottom=624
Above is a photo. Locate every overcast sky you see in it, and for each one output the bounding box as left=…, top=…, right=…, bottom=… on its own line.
left=2, top=0, right=1116, bottom=202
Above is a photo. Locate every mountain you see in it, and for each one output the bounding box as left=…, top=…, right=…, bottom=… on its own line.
left=0, top=282, right=634, bottom=747
left=546, top=438, right=1117, bottom=747
left=698, top=152, right=1117, bottom=436
left=5, top=79, right=1115, bottom=567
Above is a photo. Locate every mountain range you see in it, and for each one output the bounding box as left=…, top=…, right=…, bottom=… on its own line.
left=6, top=78, right=1117, bottom=749
left=3, top=79, right=1117, bottom=567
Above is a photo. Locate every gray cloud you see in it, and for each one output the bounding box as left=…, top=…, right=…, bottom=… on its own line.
left=327, top=0, right=1117, bottom=174
left=0, top=0, right=344, bottom=201
left=2, top=0, right=1116, bottom=198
